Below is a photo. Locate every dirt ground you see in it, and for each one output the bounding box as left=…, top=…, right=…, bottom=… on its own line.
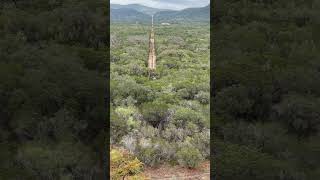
left=143, top=161, right=210, bottom=180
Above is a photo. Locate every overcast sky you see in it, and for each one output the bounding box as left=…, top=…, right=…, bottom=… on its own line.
left=110, top=0, right=210, bottom=10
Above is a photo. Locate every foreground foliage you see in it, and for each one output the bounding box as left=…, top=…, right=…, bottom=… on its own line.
left=110, top=148, right=145, bottom=180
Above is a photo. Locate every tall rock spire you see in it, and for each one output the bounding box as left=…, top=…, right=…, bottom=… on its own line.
left=148, top=15, right=156, bottom=71
left=152, top=15, right=154, bottom=28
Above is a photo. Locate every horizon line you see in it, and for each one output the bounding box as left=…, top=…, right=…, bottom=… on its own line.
left=110, top=3, right=210, bottom=11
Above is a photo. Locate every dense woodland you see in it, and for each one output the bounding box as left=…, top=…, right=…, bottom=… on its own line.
left=213, top=0, right=320, bottom=179
left=110, top=22, right=210, bottom=176
left=0, top=1, right=107, bottom=179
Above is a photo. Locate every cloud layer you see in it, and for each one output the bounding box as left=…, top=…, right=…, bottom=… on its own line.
left=110, top=0, right=209, bottom=10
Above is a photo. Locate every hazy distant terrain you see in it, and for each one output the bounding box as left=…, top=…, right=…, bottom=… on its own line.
left=111, top=3, right=210, bottom=23
left=154, top=5, right=210, bottom=23
left=111, top=8, right=151, bottom=23
left=111, top=3, right=170, bottom=15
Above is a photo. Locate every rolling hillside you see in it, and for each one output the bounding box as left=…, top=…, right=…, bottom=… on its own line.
left=111, top=4, right=210, bottom=23
left=111, top=3, right=169, bottom=15
left=154, top=5, right=210, bottom=23
left=111, top=8, right=151, bottom=23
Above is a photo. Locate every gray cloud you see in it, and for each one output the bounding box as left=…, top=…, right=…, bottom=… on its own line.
left=153, top=0, right=207, bottom=4
left=110, top=0, right=209, bottom=10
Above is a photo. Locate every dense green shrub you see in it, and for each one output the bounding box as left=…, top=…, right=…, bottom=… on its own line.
left=176, top=143, right=203, bottom=168
left=141, top=101, right=169, bottom=127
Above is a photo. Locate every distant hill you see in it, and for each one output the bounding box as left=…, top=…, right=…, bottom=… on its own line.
left=111, top=4, right=210, bottom=23
left=111, top=8, right=151, bottom=23
left=111, top=4, right=169, bottom=16
left=154, top=5, right=210, bottom=23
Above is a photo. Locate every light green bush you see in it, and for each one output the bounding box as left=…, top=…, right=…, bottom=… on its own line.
left=176, top=145, right=203, bottom=168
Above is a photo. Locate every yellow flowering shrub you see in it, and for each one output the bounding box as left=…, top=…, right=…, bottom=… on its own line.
left=110, top=148, right=147, bottom=180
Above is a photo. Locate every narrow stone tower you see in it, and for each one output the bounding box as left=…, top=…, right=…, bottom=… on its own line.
left=148, top=15, right=156, bottom=76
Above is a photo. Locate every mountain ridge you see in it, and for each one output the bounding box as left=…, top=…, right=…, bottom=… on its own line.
left=111, top=3, right=170, bottom=15
left=154, top=5, right=209, bottom=23
left=111, top=8, right=151, bottom=23
left=111, top=4, right=209, bottom=23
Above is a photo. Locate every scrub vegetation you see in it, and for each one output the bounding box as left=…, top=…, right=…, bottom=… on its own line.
left=110, top=22, right=210, bottom=175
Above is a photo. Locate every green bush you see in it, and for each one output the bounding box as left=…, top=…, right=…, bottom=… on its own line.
left=136, top=146, right=161, bottom=166
left=176, top=145, right=203, bottom=168
left=141, top=101, right=169, bottom=127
